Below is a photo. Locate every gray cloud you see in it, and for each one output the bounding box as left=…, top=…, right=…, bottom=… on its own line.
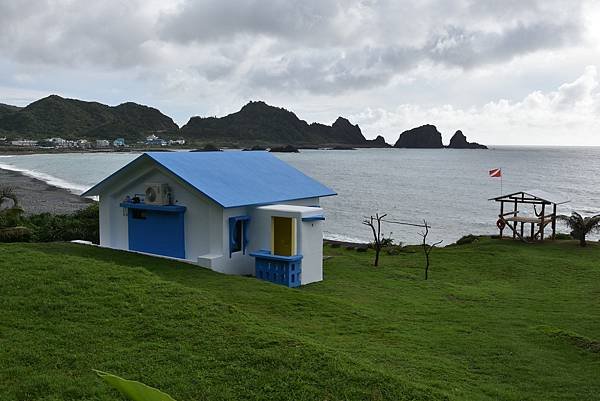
left=238, top=19, right=581, bottom=94
left=426, top=21, right=581, bottom=68
left=159, top=0, right=343, bottom=46
left=156, top=0, right=583, bottom=94
left=0, top=0, right=588, bottom=97
left=0, top=1, right=156, bottom=68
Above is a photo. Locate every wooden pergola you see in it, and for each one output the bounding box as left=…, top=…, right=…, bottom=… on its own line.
left=490, top=189, right=569, bottom=242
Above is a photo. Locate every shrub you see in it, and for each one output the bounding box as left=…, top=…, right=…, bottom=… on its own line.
left=0, top=226, right=32, bottom=242
left=25, top=203, right=99, bottom=243
left=380, top=236, right=395, bottom=247
left=456, top=234, right=478, bottom=245
left=384, top=246, right=400, bottom=255
left=0, top=206, right=25, bottom=229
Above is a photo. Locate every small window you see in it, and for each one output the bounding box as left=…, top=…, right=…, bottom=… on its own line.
left=229, top=216, right=250, bottom=257
left=231, top=220, right=243, bottom=253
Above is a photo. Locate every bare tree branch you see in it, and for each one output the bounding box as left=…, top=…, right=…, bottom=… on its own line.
left=418, top=219, right=443, bottom=280
left=363, top=213, right=387, bottom=267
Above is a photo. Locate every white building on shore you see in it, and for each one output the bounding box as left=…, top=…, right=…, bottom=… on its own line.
left=11, top=139, right=38, bottom=146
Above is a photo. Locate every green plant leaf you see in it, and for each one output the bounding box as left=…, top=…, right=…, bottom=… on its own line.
left=94, top=370, right=177, bottom=401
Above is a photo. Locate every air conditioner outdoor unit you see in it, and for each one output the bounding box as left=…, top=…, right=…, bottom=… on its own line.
left=144, top=183, right=171, bottom=205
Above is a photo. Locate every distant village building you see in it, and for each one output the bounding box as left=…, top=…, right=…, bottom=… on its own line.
left=169, top=139, right=186, bottom=146
left=46, top=137, right=68, bottom=147
left=82, top=151, right=336, bottom=287
left=96, top=139, right=110, bottom=148
left=11, top=139, right=38, bottom=147
left=113, top=138, right=126, bottom=147
left=146, top=134, right=166, bottom=146
left=77, top=139, right=91, bottom=148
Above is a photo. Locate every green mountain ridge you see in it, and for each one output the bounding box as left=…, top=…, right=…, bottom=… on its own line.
left=0, top=95, right=178, bottom=140
left=179, top=100, right=372, bottom=146
left=0, top=96, right=384, bottom=147
left=0, top=103, right=22, bottom=119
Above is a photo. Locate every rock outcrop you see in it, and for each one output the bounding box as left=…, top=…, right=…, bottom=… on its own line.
left=366, top=135, right=392, bottom=148
left=327, top=117, right=366, bottom=144
left=394, top=124, right=443, bottom=148
left=447, top=130, right=487, bottom=149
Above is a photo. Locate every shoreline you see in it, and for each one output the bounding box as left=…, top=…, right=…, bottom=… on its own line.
left=0, top=166, right=372, bottom=243
left=0, top=168, right=93, bottom=215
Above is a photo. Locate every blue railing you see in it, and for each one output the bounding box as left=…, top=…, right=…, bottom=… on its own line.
left=249, top=250, right=302, bottom=288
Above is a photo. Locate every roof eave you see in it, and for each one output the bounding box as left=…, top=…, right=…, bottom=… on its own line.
left=222, top=191, right=337, bottom=209
left=81, top=153, right=152, bottom=197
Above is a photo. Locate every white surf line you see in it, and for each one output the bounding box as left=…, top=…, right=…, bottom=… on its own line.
left=323, top=231, right=369, bottom=244
left=0, top=162, right=89, bottom=195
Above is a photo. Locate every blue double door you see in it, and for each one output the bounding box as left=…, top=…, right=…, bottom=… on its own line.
left=127, top=209, right=185, bottom=259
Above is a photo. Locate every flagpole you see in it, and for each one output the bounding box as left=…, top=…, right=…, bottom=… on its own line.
left=500, top=167, right=502, bottom=196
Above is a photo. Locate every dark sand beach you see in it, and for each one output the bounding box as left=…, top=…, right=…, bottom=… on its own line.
left=0, top=168, right=93, bottom=214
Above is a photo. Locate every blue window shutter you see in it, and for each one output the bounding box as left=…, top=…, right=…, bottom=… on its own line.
left=243, top=219, right=250, bottom=254
left=229, top=217, right=237, bottom=258
left=229, top=215, right=251, bottom=257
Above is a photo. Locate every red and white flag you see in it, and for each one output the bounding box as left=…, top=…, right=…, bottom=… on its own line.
left=489, top=168, right=502, bottom=178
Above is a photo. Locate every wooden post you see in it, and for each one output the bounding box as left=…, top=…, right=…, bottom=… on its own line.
left=499, top=201, right=504, bottom=239
left=519, top=192, right=524, bottom=239
left=520, top=221, right=524, bottom=239
left=552, top=203, right=557, bottom=239
left=530, top=222, right=534, bottom=240
left=512, top=199, right=518, bottom=239
left=540, top=203, right=546, bottom=241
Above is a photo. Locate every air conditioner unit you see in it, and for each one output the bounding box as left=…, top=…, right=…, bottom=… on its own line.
left=144, top=183, right=171, bottom=205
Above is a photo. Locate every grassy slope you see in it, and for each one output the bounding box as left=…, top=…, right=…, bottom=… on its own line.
left=1, top=239, right=599, bottom=400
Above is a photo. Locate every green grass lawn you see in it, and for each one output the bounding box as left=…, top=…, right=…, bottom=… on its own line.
left=1, top=238, right=599, bottom=400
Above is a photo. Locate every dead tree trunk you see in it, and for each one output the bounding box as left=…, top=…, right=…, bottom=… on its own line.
left=363, top=213, right=387, bottom=267
left=418, top=220, right=443, bottom=280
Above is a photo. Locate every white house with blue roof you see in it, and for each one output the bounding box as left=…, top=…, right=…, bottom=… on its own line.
left=82, top=151, right=336, bottom=287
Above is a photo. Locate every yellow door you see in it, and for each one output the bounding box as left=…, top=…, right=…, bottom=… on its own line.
left=272, top=217, right=295, bottom=256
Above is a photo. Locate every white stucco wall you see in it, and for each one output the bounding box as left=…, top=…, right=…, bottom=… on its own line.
left=298, top=219, right=324, bottom=284
left=98, top=160, right=223, bottom=263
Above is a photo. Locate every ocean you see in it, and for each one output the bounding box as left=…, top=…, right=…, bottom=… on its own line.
left=1, top=147, right=599, bottom=244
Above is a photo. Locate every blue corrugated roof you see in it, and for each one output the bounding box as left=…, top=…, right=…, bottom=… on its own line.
left=82, top=151, right=336, bottom=208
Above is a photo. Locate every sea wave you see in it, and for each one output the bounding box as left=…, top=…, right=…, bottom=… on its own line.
left=0, top=162, right=89, bottom=195
left=323, top=231, right=368, bottom=244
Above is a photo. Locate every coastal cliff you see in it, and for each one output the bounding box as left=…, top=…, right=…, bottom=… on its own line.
left=366, top=135, right=392, bottom=148
left=393, top=125, right=487, bottom=149
left=394, top=124, right=444, bottom=148
left=180, top=101, right=371, bottom=147
left=448, top=130, right=487, bottom=149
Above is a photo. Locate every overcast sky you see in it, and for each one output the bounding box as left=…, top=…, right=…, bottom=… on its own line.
left=1, top=0, right=599, bottom=145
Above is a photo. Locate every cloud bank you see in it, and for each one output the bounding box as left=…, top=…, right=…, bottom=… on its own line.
left=354, top=66, right=600, bottom=145
left=0, top=0, right=598, bottom=144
